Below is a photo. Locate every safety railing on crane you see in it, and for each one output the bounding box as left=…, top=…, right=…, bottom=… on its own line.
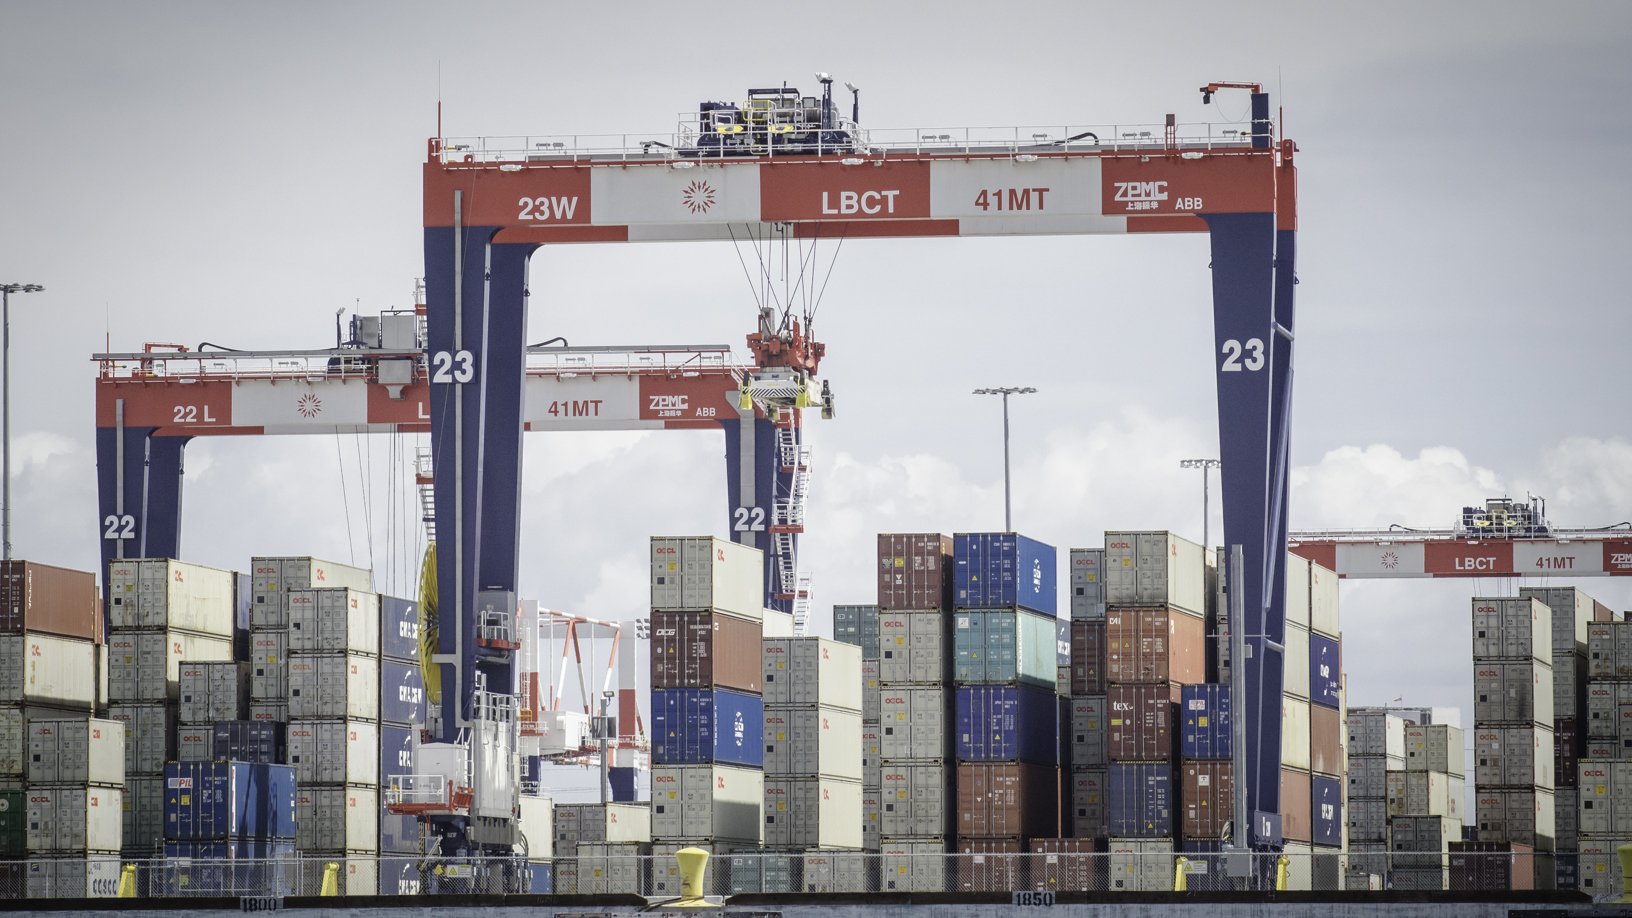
left=436, top=121, right=1264, bottom=165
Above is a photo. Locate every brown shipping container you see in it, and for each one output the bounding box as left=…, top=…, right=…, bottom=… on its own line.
left=1070, top=621, right=1105, bottom=696
left=649, top=610, right=762, bottom=693
left=877, top=534, right=953, bottom=611
left=0, top=561, right=99, bottom=641
left=1556, top=719, right=1578, bottom=787
left=955, top=837, right=1024, bottom=891
left=1105, top=606, right=1204, bottom=684
left=1106, top=683, right=1178, bottom=761
left=1595, top=601, right=1614, bottom=622
left=1280, top=768, right=1312, bottom=843
left=957, top=762, right=1059, bottom=838
left=1030, top=838, right=1104, bottom=891
left=1310, top=703, right=1342, bottom=776
left=1182, top=760, right=1234, bottom=840
left=1448, top=841, right=1542, bottom=891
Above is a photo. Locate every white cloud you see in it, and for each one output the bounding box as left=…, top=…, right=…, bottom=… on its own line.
left=1290, top=444, right=1505, bottom=531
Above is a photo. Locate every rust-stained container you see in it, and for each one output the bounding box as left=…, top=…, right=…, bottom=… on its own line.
left=957, top=762, right=1058, bottom=838
left=954, top=836, right=1023, bottom=891
left=1281, top=767, right=1312, bottom=843
left=1448, top=841, right=1543, bottom=890
left=1310, top=702, right=1343, bottom=776
left=1070, top=621, right=1105, bottom=695
left=1030, top=837, right=1104, bottom=891
left=1106, top=683, right=1178, bottom=761
left=0, top=561, right=98, bottom=642
left=877, top=534, right=952, bottom=611
left=1181, top=760, right=1234, bottom=840
left=650, top=610, right=762, bottom=694
left=1105, top=606, right=1204, bottom=684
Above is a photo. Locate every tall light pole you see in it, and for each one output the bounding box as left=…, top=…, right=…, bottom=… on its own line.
left=1180, top=458, right=1221, bottom=551
left=0, top=284, right=44, bottom=561
left=973, top=387, right=1036, bottom=531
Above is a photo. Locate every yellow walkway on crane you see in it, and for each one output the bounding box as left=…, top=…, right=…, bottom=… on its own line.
left=418, top=543, right=440, bottom=705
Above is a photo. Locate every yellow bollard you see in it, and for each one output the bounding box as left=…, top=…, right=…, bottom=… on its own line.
left=117, top=864, right=137, bottom=898
left=320, top=862, right=340, bottom=897
left=1617, top=843, right=1632, bottom=902
left=675, top=847, right=710, bottom=906
left=1173, top=857, right=1188, bottom=892
left=1275, top=856, right=1289, bottom=891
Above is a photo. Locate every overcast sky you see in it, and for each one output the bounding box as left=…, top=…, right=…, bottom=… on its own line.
left=3, top=2, right=1630, bottom=768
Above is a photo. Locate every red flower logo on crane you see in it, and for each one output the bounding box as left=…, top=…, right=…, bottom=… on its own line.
left=297, top=393, right=322, bottom=418
left=1380, top=551, right=1399, bottom=570
left=682, top=179, right=716, bottom=214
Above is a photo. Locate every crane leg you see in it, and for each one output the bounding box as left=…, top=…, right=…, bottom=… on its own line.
left=96, top=426, right=191, bottom=626
left=722, top=411, right=792, bottom=615
left=1205, top=211, right=1294, bottom=847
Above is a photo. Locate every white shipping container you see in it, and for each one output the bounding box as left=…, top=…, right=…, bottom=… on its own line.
left=1284, top=624, right=1310, bottom=698
left=1069, top=548, right=1106, bottom=622
left=574, top=842, right=648, bottom=895
left=1282, top=697, right=1311, bottom=771
left=1385, top=771, right=1464, bottom=821
left=1107, top=838, right=1174, bottom=892
left=177, top=661, right=247, bottom=723
left=1585, top=681, right=1632, bottom=738
left=0, top=634, right=97, bottom=709
left=1103, top=531, right=1205, bottom=615
left=287, top=589, right=381, bottom=655
left=862, top=790, right=881, bottom=851
left=1576, top=761, right=1632, bottom=836
left=287, top=719, right=379, bottom=785
left=106, top=559, right=236, bottom=636
left=287, top=652, right=379, bottom=720
left=876, top=612, right=947, bottom=685
left=800, top=850, right=867, bottom=892
left=1389, top=815, right=1459, bottom=868
left=1520, top=586, right=1594, bottom=653
left=553, top=802, right=652, bottom=852
left=649, top=537, right=763, bottom=621
left=649, top=764, right=763, bottom=843
left=878, top=686, right=946, bottom=761
left=1346, top=711, right=1406, bottom=758
left=251, top=556, right=372, bottom=629
left=250, top=629, right=287, bottom=700
left=1555, top=786, right=1576, bottom=850
left=1473, top=660, right=1553, bottom=727
left=1579, top=836, right=1632, bottom=898
left=862, top=722, right=881, bottom=787
left=1404, top=724, right=1466, bottom=776
left=1284, top=552, right=1311, bottom=631
left=1554, top=651, right=1584, bottom=719
left=1346, top=842, right=1389, bottom=878
left=1309, top=561, right=1340, bottom=639
left=26, top=786, right=122, bottom=853
left=1473, top=725, right=1554, bottom=789
left=1070, top=696, right=1107, bottom=768
left=1586, top=622, right=1632, bottom=680
left=1071, top=768, right=1108, bottom=838
left=108, top=630, right=233, bottom=703
left=861, top=659, right=880, bottom=721
left=1474, top=788, right=1555, bottom=848
left=763, top=777, right=863, bottom=849
left=518, top=794, right=553, bottom=860
left=122, top=775, right=164, bottom=853
left=27, top=718, right=124, bottom=785
left=762, top=609, right=795, bottom=638
left=1346, top=754, right=1402, bottom=798
left=106, top=703, right=175, bottom=775
left=24, top=855, right=122, bottom=898
left=878, top=763, right=947, bottom=838
left=295, top=785, right=378, bottom=852
left=0, top=706, right=22, bottom=775
left=763, top=705, right=863, bottom=780
left=762, top=637, right=862, bottom=710
left=176, top=724, right=212, bottom=762
left=880, top=840, right=944, bottom=891
left=1471, top=597, right=1551, bottom=663
left=1347, top=797, right=1389, bottom=843
left=249, top=702, right=287, bottom=724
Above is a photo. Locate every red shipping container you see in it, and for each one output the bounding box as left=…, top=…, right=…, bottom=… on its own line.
left=1182, top=760, right=1234, bottom=840
left=1029, top=838, right=1104, bottom=891
left=877, top=534, right=953, bottom=611
left=1070, top=621, right=1105, bottom=695
left=1106, top=683, right=1178, bottom=761
left=0, top=561, right=99, bottom=642
left=1105, top=606, right=1204, bottom=684
left=955, top=837, right=1023, bottom=891
left=1310, top=703, right=1343, bottom=776
left=1448, top=841, right=1540, bottom=890
left=957, top=762, right=1059, bottom=838
left=1556, top=718, right=1578, bottom=787
left=649, top=610, right=762, bottom=693
left=1281, top=768, right=1312, bottom=843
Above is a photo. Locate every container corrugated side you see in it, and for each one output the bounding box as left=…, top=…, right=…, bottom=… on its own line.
left=163, top=761, right=297, bottom=840
left=26, top=718, right=124, bottom=785
left=109, top=559, right=235, bottom=636
left=122, top=775, right=164, bottom=853
left=953, top=533, right=1057, bottom=616
left=876, top=612, right=948, bottom=685
left=763, top=777, right=863, bottom=849
left=294, top=785, right=378, bottom=853
left=1281, top=767, right=1312, bottom=843
left=878, top=763, right=948, bottom=838
left=108, top=629, right=232, bottom=702
left=762, top=637, right=862, bottom=709
left=650, top=610, right=762, bottom=693
left=0, top=561, right=98, bottom=641
left=650, top=537, right=763, bottom=620
left=1105, top=606, right=1204, bottom=685
left=763, top=705, right=862, bottom=780
left=1069, top=548, right=1106, bottom=622
left=287, top=651, right=380, bottom=720
left=286, top=718, right=379, bottom=785
left=287, top=588, right=380, bottom=655
left=954, top=684, right=1058, bottom=764
left=876, top=534, right=952, bottom=611
left=650, top=688, right=764, bottom=767
left=1474, top=660, right=1554, bottom=727
left=24, top=787, right=122, bottom=854
left=250, top=556, right=371, bottom=628
left=1102, top=531, right=1205, bottom=615
left=648, top=763, right=762, bottom=843
left=952, top=609, right=1057, bottom=688
left=0, top=633, right=97, bottom=709
left=107, top=703, right=175, bottom=775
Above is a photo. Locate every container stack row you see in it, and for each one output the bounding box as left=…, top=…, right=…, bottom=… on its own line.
left=1523, top=585, right=1598, bottom=889
left=1572, top=588, right=1632, bottom=897
left=1276, top=553, right=1346, bottom=881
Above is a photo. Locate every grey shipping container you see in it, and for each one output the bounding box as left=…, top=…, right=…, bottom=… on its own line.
left=249, top=629, right=287, bottom=700
left=175, top=724, right=212, bottom=762
left=1069, top=548, right=1106, bottom=621
left=287, top=589, right=381, bottom=655
left=877, top=612, right=948, bottom=685
left=121, top=775, right=164, bottom=853
left=1404, top=724, right=1466, bottom=776
left=0, top=633, right=98, bottom=710
left=861, top=658, right=880, bottom=721
left=1069, top=768, right=1109, bottom=838
left=763, top=777, right=863, bottom=849
left=1347, top=797, right=1389, bottom=843
left=1473, top=725, right=1554, bottom=789
left=1107, top=838, right=1174, bottom=891
left=177, top=661, right=248, bottom=723
left=1585, top=680, right=1632, bottom=738
left=106, top=703, right=175, bottom=775
left=552, top=802, right=651, bottom=853
left=1472, top=597, right=1551, bottom=663
left=650, top=537, right=763, bottom=621
left=1475, top=788, right=1556, bottom=849
left=106, top=558, right=236, bottom=637
left=249, top=701, right=287, bottom=724
left=1346, top=754, right=1403, bottom=799
left=861, top=790, right=881, bottom=851
left=1474, top=659, right=1554, bottom=727
left=1102, top=531, right=1205, bottom=615
left=762, top=637, right=862, bottom=710
left=1520, top=586, right=1596, bottom=654
left=1576, top=760, right=1632, bottom=835
left=1587, top=622, right=1632, bottom=680
left=833, top=605, right=880, bottom=659
left=1556, top=787, right=1577, bottom=850
left=1069, top=695, right=1107, bottom=768
left=250, top=556, right=372, bottom=629
left=27, top=718, right=124, bottom=785
left=879, top=763, right=948, bottom=838
left=763, top=705, right=863, bottom=780
left=649, top=764, right=762, bottom=844
left=287, top=652, right=379, bottom=720
left=295, top=785, right=378, bottom=852
left=108, top=629, right=233, bottom=702
left=0, top=706, right=23, bottom=775
left=862, top=721, right=881, bottom=787
left=25, top=786, right=122, bottom=854
left=1347, top=710, right=1406, bottom=757
left=286, top=718, right=379, bottom=785
left=1554, top=651, right=1585, bottom=719
left=877, top=686, right=947, bottom=761
left=1390, top=815, right=1459, bottom=869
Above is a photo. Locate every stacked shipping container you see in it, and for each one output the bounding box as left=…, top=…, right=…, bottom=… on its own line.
left=1576, top=592, right=1631, bottom=896
left=1344, top=710, right=1404, bottom=887
left=762, top=637, right=863, bottom=853
left=1521, top=586, right=1599, bottom=889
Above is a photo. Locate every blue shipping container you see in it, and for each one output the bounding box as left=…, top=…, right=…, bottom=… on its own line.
left=379, top=724, right=419, bottom=854
left=1311, top=774, right=1342, bottom=846
left=1055, top=620, right=1070, bottom=665
left=527, top=862, right=553, bottom=895
left=1310, top=633, right=1341, bottom=708
left=1107, top=762, right=1172, bottom=838
left=955, top=685, right=1059, bottom=764
left=651, top=688, right=764, bottom=767
left=379, top=857, right=425, bottom=895
left=1557, top=854, right=1577, bottom=890
left=381, top=659, right=427, bottom=725
left=164, top=761, right=297, bottom=841
left=162, top=841, right=296, bottom=897
left=213, top=721, right=284, bottom=764
left=953, top=533, right=1057, bottom=616
left=1181, top=684, right=1232, bottom=759
left=952, top=609, right=1058, bottom=688
left=381, top=596, right=420, bottom=662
